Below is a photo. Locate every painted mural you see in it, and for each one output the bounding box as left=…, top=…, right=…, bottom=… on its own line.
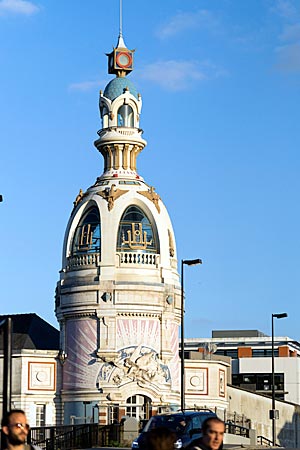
left=96, top=317, right=176, bottom=390
left=116, top=317, right=160, bottom=350
left=64, top=318, right=98, bottom=389
left=168, top=321, right=180, bottom=390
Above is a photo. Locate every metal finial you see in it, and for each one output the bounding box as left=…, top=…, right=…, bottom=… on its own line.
left=116, top=0, right=126, bottom=48
left=119, top=0, right=123, bottom=38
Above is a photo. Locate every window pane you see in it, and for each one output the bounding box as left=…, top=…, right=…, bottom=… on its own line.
left=72, top=207, right=101, bottom=255
left=117, top=105, right=134, bottom=127
left=117, top=206, right=158, bottom=253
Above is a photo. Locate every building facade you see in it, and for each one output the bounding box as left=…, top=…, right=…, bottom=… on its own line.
left=55, top=33, right=181, bottom=424
left=0, top=314, right=59, bottom=426
left=185, top=330, right=300, bottom=404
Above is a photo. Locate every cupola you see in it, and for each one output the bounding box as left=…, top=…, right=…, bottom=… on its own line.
left=94, top=32, right=146, bottom=180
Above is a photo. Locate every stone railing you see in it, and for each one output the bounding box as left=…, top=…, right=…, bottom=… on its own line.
left=97, top=127, right=142, bottom=137
left=66, top=252, right=159, bottom=270
left=67, top=253, right=100, bottom=270
left=116, top=252, right=159, bottom=266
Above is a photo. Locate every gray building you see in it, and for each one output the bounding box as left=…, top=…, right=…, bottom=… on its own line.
left=185, top=330, right=300, bottom=404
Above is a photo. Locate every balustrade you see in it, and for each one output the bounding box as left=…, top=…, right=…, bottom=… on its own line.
left=67, top=253, right=100, bottom=270
left=118, top=252, right=158, bottom=266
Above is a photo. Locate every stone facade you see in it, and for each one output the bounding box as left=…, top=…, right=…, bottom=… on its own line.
left=55, top=33, right=181, bottom=424
left=0, top=349, right=57, bottom=426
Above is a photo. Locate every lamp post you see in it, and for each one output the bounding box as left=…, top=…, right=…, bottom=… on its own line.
left=271, top=312, right=288, bottom=446
left=181, top=258, right=202, bottom=412
left=1, top=317, right=12, bottom=450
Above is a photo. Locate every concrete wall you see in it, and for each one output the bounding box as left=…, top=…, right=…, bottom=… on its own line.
left=228, top=385, right=300, bottom=448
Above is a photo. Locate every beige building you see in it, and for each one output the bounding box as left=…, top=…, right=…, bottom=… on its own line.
left=55, top=32, right=182, bottom=425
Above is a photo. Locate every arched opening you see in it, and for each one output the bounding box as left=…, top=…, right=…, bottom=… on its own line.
left=117, top=104, right=134, bottom=127
left=72, top=207, right=101, bottom=255
left=126, top=395, right=152, bottom=421
left=117, top=205, right=158, bottom=253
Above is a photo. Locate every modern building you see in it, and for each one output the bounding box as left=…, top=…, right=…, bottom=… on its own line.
left=55, top=31, right=182, bottom=425
left=185, top=330, right=300, bottom=404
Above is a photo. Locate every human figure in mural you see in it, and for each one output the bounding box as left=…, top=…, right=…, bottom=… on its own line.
left=188, top=417, right=225, bottom=450
left=98, top=346, right=170, bottom=387
left=1, top=409, right=42, bottom=450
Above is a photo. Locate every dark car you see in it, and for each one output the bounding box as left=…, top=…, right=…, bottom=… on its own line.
left=131, top=410, right=217, bottom=450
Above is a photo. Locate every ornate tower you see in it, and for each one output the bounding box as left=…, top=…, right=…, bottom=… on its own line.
left=55, top=32, right=181, bottom=424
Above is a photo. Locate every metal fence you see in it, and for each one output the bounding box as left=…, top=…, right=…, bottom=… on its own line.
left=28, top=423, right=122, bottom=450
left=26, top=420, right=274, bottom=449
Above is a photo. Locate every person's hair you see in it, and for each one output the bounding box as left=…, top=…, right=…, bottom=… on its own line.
left=1, top=409, right=26, bottom=428
left=202, top=416, right=225, bottom=435
left=145, top=426, right=177, bottom=450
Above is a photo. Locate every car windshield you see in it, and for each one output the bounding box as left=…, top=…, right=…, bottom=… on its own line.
left=144, top=415, right=190, bottom=435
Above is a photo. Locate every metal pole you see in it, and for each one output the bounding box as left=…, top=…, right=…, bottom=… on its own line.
left=3, top=317, right=12, bottom=415
left=271, top=312, right=287, bottom=446
left=1, top=317, right=12, bottom=450
left=180, top=259, right=202, bottom=412
left=271, top=314, right=275, bottom=446
left=180, top=260, right=185, bottom=412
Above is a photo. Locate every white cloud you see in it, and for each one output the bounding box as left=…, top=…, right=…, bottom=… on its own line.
left=279, top=23, right=300, bottom=41
left=271, top=0, right=299, bottom=21
left=275, top=43, right=300, bottom=72
left=0, top=0, right=39, bottom=15
left=270, top=1, right=300, bottom=73
left=139, top=59, right=227, bottom=91
left=68, top=80, right=102, bottom=92
left=156, top=9, right=218, bottom=40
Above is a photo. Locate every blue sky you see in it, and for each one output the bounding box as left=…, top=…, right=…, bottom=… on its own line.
left=1, top=0, right=300, bottom=340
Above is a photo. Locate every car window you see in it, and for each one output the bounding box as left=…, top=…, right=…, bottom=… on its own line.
left=192, top=415, right=201, bottom=429
left=144, top=415, right=188, bottom=434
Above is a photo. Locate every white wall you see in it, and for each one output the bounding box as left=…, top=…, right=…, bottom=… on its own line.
left=237, top=357, right=300, bottom=404
left=228, top=385, right=300, bottom=448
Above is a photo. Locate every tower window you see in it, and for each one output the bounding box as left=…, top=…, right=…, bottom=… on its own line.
left=117, top=206, right=158, bottom=253
left=72, top=207, right=101, bottom=255
left=117, top=104, right=134, bottom=127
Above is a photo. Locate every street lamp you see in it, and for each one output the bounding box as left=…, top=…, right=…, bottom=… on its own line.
left=271, top=312, right=288, bottom=446
left=181, top=258, right=202, bottom=412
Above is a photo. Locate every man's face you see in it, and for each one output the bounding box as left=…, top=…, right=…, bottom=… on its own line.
left=3, top=412, right=30, bottom=446
left=202, top=420, right=225, bottom=450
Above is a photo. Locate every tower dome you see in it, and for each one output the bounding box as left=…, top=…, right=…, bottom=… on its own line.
left=103, top=77, right=139, bottom=101
left=55, top=32, right=181, bottom=425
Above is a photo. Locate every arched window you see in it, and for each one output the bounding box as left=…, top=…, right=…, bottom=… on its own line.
left=101, top=106, right=109, bottom=128
left=117, top=104, right=134, bottom=127
left=72, top=207, right=101, bottom=255
left=117, top=206, right=158, bottom=253
left=126, top=395, right=152, bottom=420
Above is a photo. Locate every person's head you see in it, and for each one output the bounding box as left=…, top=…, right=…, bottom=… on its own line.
left=145, top=426, right=177, bottom=450
left=1, top=409, right=30, bottom=446
left=201, top=417, right=225, bottom=450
